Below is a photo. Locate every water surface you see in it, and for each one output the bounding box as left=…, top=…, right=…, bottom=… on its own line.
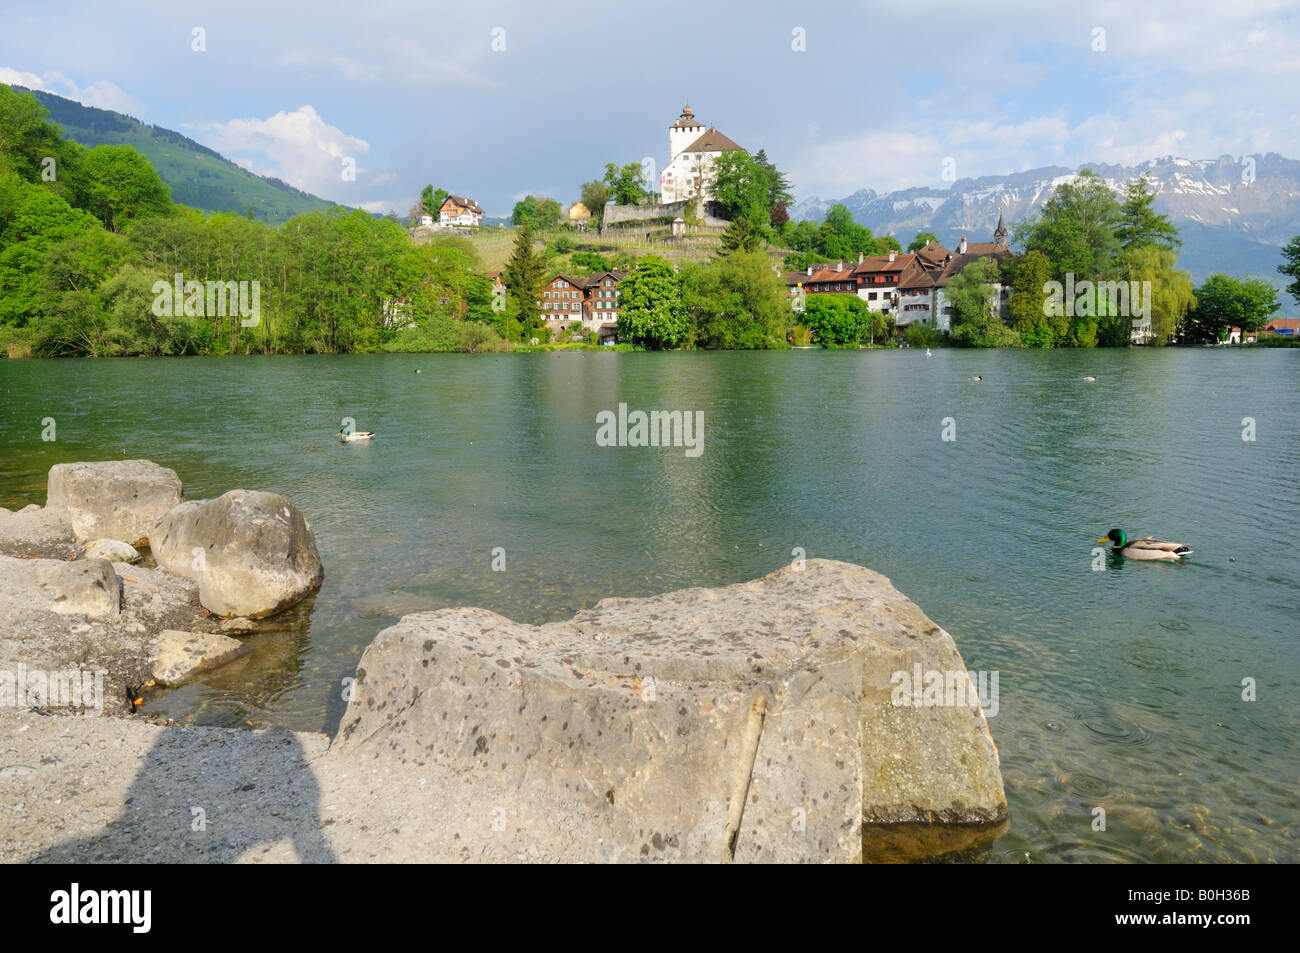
left=2, top=349, right=1296, bottom=863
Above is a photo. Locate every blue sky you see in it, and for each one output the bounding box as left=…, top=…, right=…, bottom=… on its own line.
left=3, top=0, right=1297, bottom=216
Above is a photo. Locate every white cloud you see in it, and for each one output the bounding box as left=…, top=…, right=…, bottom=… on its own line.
left=197, top=105, right=371, bottom=201
left=0, top=66, right=148, bottom=117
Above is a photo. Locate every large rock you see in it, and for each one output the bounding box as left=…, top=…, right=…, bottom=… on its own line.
left=34, top=559, right=121, bottom=620
left=149, top=490, right=323, bottom=619
left=329, top=559, right=1005, bottom=863
left=0, top=503, right=76, bottom=559
left=80, top=538, right=141, bottom=564
left=47, top=461, right=183, bottom=547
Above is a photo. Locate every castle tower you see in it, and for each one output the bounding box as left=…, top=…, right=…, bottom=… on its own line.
left=669, top=104, right=704, bottom=162
left=993, top=212, right=1008, bottom=248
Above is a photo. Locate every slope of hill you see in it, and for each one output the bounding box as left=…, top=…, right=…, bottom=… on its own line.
left=14, top=86, right=336, bottom=223
left=793, top=154, right=1300, bottom=285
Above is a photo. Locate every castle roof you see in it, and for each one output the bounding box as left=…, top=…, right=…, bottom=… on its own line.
left=682, top=126, right=745, bottom=154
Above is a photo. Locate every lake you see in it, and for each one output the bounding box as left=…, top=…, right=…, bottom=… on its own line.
left=2, top=348, right=1296, bottom=863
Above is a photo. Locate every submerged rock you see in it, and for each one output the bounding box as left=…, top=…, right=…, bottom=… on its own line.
left=47, top=460, right=184, bottom=547
left=329, top=559, right=1005, bottom=863
left=149, top=629, right=251, bottom=686
left=149, top=490, right=323, bottom=619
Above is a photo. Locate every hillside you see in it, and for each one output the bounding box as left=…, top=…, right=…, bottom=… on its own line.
left=14, top=86, right=336, bottom=223
left=793, top=154, right=1300, bottom=285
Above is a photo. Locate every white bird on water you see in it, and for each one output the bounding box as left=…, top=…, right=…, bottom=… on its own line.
left=926, top=348, right=931, bottom=358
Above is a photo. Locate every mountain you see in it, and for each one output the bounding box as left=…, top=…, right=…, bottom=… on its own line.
left=792, top=154, right=1300, bottom=285
left=15, top=87, right=337, bottom=223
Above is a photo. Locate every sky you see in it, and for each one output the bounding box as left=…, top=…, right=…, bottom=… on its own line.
left=2, top=0, right=1298, bottom=217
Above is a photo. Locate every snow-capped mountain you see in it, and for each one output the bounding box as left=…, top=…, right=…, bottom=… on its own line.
left=792, top=154, right=1300, bottom=283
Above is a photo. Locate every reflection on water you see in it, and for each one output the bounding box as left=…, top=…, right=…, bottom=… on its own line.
left=2, top=348, right=1297, bottom=863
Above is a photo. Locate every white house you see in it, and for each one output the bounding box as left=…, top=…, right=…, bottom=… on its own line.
left=439, top=195, right=484, bottom=227
left=659, top=105, right=745, bottom=205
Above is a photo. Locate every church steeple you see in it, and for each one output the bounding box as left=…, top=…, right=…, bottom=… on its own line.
left=993, top=211, right=1008, bottom=248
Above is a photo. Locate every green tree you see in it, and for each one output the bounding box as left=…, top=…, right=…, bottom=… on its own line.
left=79, top=145, right=173, bottom=231
left=1020, top=169, right=1122, bottom=283
left=1116, top=176, right=1181, bottom=251
left=511, top=195, right=561, bottom=228
left=719, top=216, right=765, bottom=254
left=617, top=255, right=685, bottom=348
left=908, top=232, right=940, bottom=253
left=802, top=294, right=871, bottom=348
left=502, top=221, right=547, bottom=341
left=1278, top=235, right=1300, bottom=307
left=680, top=251, right=786, bottom=349
left=947, top=259, right=1019, bottom=347
left=817, top=204, right=883, bottom=261
left=421, top=185, right=449, bottom=217
left=1119, top=245, right=1195, bottom=344
left=1183, top=274, right=1279, bottom=344
left=580, top=180, right=609, bottom=223
left=602, top=163, right=649, bottom=206
left=712, top=151, right=779, bottom=225
left=1006, top=250, right=1055, bottom=345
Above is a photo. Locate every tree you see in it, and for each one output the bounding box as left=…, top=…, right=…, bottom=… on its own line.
left=1279, top=235, right=1300, bottom=307
left=580, top=180, right=609, bottom=224
left=908, top=232, right=939, bottom=253
left=680, top=251, right=786, bottom=349
left=770, top=200, right=789, bottom=228
left=713, top=151, right=787, bottom=225
left=1020, top=169, right=1122, bottom=283
left=817, top=204, right=883, bottom=261
left=946, top=259, right=1019, bottom=347
left=420, top=185, right=449, bottom=218
left=603, top=163, right=648, bottom=206
left=1116, top=176, right=1181, bottom=251
left=719, top=216, right=765, bottom=254
left=79, top=145, right=173, bottom=232
left=617, top=255, right=685, bottom=348
left=1119, top=245, right=1194, bottom=344
left=502, top=221, right=547, bottom=341
left=1005, top=250, right=1055, bottom=346
left=511, top=194, right=561, bottom=228
left=1183, top=274, right=1278, bottom=344
left=802, top=294, right=870, bottom=348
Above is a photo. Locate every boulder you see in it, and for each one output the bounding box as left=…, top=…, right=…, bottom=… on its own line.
left=149, top=490, right=323, bottom=619
left=0, top=503, right=76, bottom=558
left=47, top=461, right=183, bottom=547
left=148, top=629, right=251, bottom=686
left=329, top=559, right=1005, bottom=863
left=34, top=559, right=120, bottom=620
left=81, top=539, right=141, bottom=564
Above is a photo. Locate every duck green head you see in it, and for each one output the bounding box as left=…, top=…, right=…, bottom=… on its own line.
left=1098, top=529, right=1127, bottom=547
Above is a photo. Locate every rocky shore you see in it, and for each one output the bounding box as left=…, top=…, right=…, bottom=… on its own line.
left=1, top=460, right=1006, bottom=863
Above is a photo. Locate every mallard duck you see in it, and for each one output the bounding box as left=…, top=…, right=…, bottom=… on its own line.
left=1098, top=529, right=1192, bottom=560
left=338, top=429, right=375, bottom=442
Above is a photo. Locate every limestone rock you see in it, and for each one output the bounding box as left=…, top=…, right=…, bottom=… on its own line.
left=34, top=559, right=121, bottom=620
left=149, top=490, right=323, bottom=619
left=148, top=629, right=251, bottom=686
left=329, top=559, right=1005, bottom=863
left=47, top=461, right=183, bottom=547
left=81, top=539, right=141, bottom=564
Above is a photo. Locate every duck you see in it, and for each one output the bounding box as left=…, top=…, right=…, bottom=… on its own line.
left=338, top=429, right=375, bottom=442
left=1098, top=529, right=1192, bottom=561
left=1082, top=376, right=1097, bottom=382
left=971, top=375, right=983, bottom=381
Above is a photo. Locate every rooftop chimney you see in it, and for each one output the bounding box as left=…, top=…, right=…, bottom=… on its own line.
left=836, top=261, right=843, bottom=272
left=858, top=252, right=864, bottom=264
left=889, top=250, right=897, bottom=262
left=958, top=235, right=968, bottom=254
left=806, top=265, right=813, bottom=276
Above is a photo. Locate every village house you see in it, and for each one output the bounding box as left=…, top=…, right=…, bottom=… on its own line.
left=439, top=194, right=484, bottom=227
left=537, top=271, right=625, bottom=342
left=784, top=217, right=1016, bottom=335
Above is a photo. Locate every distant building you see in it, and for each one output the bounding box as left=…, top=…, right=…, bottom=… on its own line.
left=659, top=105, right=745, bottom=206
left=439, top=195, right=484, bottom=226
left=418, top=214, right=434, bottom=227
left=568, top=202, right=591, bottom=221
